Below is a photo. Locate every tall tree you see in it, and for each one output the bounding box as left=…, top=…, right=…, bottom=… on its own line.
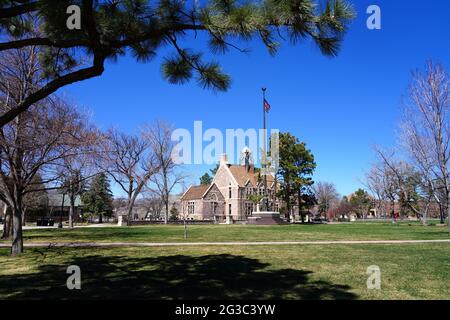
left=146, top=121, right=185, bottom=224
left=0, top=60, right=89, bottom=254
left=102, top=128, right=160, bottom=225
left=0, top=44, right=95, bottom=254
left=0, top=0, right=355, bottom=127
left=81, top=172, right=113, bottom=223
left=400, top=62, right=449, bottom=230
left=277, top=132, right=316, bottom=222
left=0, top=98, right=88, bottom=254
left=58, top=120, right=100, bottom=228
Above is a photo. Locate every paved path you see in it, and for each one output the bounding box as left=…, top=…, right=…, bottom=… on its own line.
left=0, top=223, right=117, bottom=230
left=1, top=239, right=450, bottom=248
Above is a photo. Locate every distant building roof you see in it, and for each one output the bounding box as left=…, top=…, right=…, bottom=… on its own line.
left=180, top=184, right=210, bottom=201
left=47, top=190, right=82, bottom=207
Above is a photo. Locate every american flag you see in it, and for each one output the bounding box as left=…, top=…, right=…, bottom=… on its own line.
left=264, top=99, right=271, bottom=112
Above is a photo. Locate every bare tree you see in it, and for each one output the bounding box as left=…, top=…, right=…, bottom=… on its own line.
left=0, top=45, right=92, bottom=254
left=58, top=127, right=100, bottom=228
left=102, top=128, right=159, bottom=225
left=400, top=62, right=450, bottom=230
left=374, top=149, right=428, bottom=221
left=312, top=181, right=340, bottom=218
left=0, top=99, right=89, bottom=254
left=145, top=121, right=185, bottom=224
left=365, top=164, right=389, bottom=219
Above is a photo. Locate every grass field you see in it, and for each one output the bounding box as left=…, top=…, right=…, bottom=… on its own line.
left=1, top=244, right=449, bottom=300
left=2, top=221, right=449, bottom=244
left=1, top=223, right=449, bottom=300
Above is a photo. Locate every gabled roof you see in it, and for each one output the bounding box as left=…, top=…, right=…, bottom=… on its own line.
left=228, top=165, right=258, bottom=186
left=180, top=184, right=210, bottom=201
left=228, top=165, right=276, bottom=188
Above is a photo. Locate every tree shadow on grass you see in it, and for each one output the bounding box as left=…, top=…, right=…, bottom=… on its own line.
left=1, top=253, right=357, bottom=300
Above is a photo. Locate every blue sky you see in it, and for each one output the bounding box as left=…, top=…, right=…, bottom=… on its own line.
left=64, top=0, right=450, bottom=197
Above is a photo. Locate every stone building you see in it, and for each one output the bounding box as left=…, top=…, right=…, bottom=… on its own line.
left=180, top=153, right=279, bottom=223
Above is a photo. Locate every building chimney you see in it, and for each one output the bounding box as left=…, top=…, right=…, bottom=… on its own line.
left=219, top=153, right=228, bottom=166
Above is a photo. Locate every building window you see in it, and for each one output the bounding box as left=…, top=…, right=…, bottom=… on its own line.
left=228, top=204, right=232, bottom=216
left=229, top=187, right=232, bottom=198
left=188, top=201, right=195, bottom=215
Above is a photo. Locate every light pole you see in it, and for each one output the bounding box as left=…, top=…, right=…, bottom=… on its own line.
left=262, top=87, right=268, bottom=211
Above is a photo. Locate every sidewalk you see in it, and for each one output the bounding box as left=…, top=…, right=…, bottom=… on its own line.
left=1, top=239, right=450, bottom=248
left=0, top=223, right=117, bottom=230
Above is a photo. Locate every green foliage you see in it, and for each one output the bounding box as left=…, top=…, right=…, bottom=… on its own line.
left=1, top=0, right=356, bottom=92
left=247, top=193, right=263, bottom=205
left=81, top=173, right=114, bottom=218
left=169, top=206, right=179, bottom=220
left=349, top=188, right=371, bottom=218
left=277, top=132, right=316, bottom=210
left=200, top=164, right=219, bottom=185
left=200, top=172, right=213, bottom=185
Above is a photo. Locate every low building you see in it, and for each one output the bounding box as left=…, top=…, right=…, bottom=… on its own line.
left=0, top=190, right=83, bottom=223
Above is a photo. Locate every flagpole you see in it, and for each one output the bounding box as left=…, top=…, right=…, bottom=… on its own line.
left=262, top=87, right=268, bottom=211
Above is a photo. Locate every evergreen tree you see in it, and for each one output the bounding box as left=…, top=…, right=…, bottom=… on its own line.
left=200, top=172, right=213, bottom=185
left=81, top=172, right=113, bottom=223
left=350, top=188, right=371, bottom=219
left=200, top=163, right=219, bottom=185
left=277, top=132, right=316, bottom=222
left=0, top=0, right=355, bottom=127
left=169, top=206, right=179, bottom=221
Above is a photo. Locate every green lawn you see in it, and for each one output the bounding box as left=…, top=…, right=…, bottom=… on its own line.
left=4, top=221, right=449, bottom=244
left=2, top=223, right=449, bottom=300
left=1, top=243, right=449, bottom=300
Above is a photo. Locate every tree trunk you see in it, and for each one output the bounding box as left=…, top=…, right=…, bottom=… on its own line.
left=391, top=199, right=396, bottom=223
left=165, top=198, right=169, bottom=224
left=183, top=218, right=187, bottom=239
left=164, top=176, right=169, bottom=225
left=11, top=113, right=25, bottom=254
left=447, top=190, right=450, bottom=234
left=422, top=205, right=428, bottom=226
left=126, top=180, right=147, bottom=226
left=298, top=189, right=304, bottom=224
left=21, top=208, right=26, bottom=226
left=1, top=207, right=12, bottom=239
left=126, top=203, right=133, bottom=226
left=99, top=213, right=103, bottom=224
left=439, top=202, right=445, bottom=224
left=285, top=184, right=291, bottom=223
left=69, top=196, right=75, bottom=228
left=11, top=205, right=24, bottom=255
